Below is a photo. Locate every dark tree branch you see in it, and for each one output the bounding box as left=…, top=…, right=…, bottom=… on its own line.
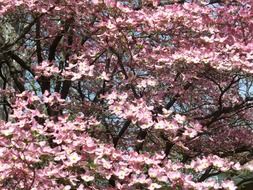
left=166, top=82, right=191, bottom=110
left=59, top=27, right=74, bottom=99
left=135, top=128, right=147, bottom=153
left=113, top=120, right=131, bottom=148
left=198, top=166, right=213, bottom=182
left=6, top=51, right=34, bottom=76
left=0, top=64, right=9, bottom=121
left=5, top=61, right=25, bottom=92
left=218, top=75, right=239, bottom=109
left=237, top=177, right=253, bottom=187
left=77, top=81, right=85, bottom=101
left=39, top=17, right=73, bottom=94
left=36, top=19, right=43, bottom=63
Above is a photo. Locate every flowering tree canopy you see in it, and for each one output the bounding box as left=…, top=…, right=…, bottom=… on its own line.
left=0, top=0, right=253, bottom=189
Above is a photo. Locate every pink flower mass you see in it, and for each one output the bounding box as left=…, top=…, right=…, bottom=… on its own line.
left=0, top=0, right=253, bottom=189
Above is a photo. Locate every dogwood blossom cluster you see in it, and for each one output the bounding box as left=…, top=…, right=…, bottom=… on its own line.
left=0, top=0, right=253, bottom=189
left=0, top=92, right=241, bottom=190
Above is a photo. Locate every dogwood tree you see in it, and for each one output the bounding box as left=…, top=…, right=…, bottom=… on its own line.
left=0, top=0, right=253, bottom=189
